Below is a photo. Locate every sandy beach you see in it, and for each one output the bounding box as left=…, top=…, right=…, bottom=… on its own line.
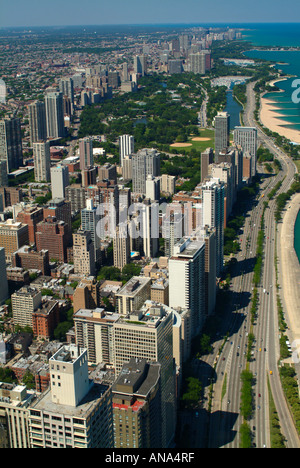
left=260, top=95, right=300, bottom=144
left=279, top=193, right=300, bottom=342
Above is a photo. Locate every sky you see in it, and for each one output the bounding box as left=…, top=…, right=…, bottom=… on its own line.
left=1, top=0, right=300, bottom=28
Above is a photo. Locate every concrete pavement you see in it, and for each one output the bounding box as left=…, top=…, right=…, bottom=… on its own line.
left=279, top=193, right=300, bottom=341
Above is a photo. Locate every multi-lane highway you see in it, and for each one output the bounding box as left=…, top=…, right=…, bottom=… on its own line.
left=182, top=81, right=300, bottom=449
left=177, top=80, right=299, bottom=449
left=216, top=81, right=299, bottom=448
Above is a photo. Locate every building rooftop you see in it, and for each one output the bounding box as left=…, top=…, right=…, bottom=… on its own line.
left=117, top=276, right=151, bottom=297
left=74, top=308, right=120, bottom=324
left=112, top=358, right=160, bottom=405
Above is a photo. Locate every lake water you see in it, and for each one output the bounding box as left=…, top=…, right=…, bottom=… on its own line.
left=225, top=90, right=242, bottom=130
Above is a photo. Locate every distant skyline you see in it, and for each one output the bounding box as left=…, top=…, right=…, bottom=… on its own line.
left=1, top=0, right=300, bottom=28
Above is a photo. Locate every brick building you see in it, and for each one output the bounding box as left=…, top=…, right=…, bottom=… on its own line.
left=36, top=217, right=68, bottom=263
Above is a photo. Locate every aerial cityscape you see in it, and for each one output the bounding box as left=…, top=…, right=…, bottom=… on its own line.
left=0, top=1, right=300, bottom=455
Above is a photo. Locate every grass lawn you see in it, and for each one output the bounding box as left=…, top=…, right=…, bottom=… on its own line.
left=294, top=159, right=300, bottom=174
left=170, top=128, right=215, bottom=153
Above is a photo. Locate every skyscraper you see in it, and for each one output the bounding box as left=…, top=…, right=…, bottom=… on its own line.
left=36, top=217, right=68, bottom=263
left=112, top=359, right=162, bottom=448
left=119, top=134, right=134, bottom=167
left=81, top=199, right=101, bottom=264
left=113, top=225, right=130, bottom=271
left=79, top=137, right=94, bottom=170
left=189, top=52, right=206, bottom=74
left=169, top=237, right=206, bottom=336
left=202, top=178, right=225, bottom=276
left=233, top=126, right=257, bottom=178
left=73, top=230, right=95, bottom=277
left=112, top=302, right=176, bottom=447
left=45, top=92, right=65, bottom=139
left=33, top=141, right=51, bottom=182
left=0, top=160, right=8, bottom=188
left=0, top=118, right=23, bottom=172
left=132, top=148, right=160, bottom=195
left=11, top=286, right=42, bottom=329
left=28, top=100, right=47, bottom=146
left=59, top=77, right=74, bottom=111
left=201, top=147, right=214, bottom=182
left=0, top=247, right=8, bottom=305
left=50, top=165, right=69, bottom=199
left=214, top=112, right=230, bottom=161
left=134, top=55, right=147, bottom=76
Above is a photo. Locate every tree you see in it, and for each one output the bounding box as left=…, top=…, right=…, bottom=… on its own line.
left=181, top=377, right=202, bottom=409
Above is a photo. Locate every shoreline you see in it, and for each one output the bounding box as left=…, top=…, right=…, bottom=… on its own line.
left=260, top=96, right=300, bottom=144
left=279, top=193, right=300, bottom=342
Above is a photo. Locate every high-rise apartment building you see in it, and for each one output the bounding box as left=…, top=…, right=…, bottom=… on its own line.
left=112, top=358, right=162, bottom=448
left=169, top=237, right=205, bottom=336
left=160, top=174, right=176, bottom=195
left=11, top=286, right=42, bottom=329
left=16, top=205, right=44, bottom=245
left=45, top=92, right=65, bottom=139
left=132, top=148, right=160, bottom=195
left=214, top=112, right=230, bottom=160
left=209, top=162, right=234, bottom=222
left=119, top=134, right=134, bottom=167
left=0, top=160, right=8, bottom=188
left=168, top=59, right=183, bottom=75
left=73, top=230, right=95, bottom=277
left=145, top=175, right=160, bottom=202
left=35, top=217, right=68, bottom=263
left=134, top=55, right=147, bottom=76
left=28, top=345, right=113, bottom=448
left=0, top=247, right=8, bottom=304
left=32, top=298, right=60, bottom=340
left=81, top=199, right=101, bottom=263
left=79, top=137, right=94, bottom=170
left=199, top=225, right=217, bottom=318
left=43, top=198, right=72, bottom=245
left=50, top=165, right=69, bottom=199
left=0, top=382, right=37, bottom=448
left=115, top=276, right=151, bottom=316
left=0, top=118, right=23, bottom=172
left=201, top=147, right=214, bottom=182
left=33, top=141, right=51, bottom=182
left=113, top=302, right=176, bottom=447
left=202, top=178, right=225, bottom=276
left=189, top=52, right=207, bottom=74
left=233, top=126, right=257, bottom=178
left=113, top=225, right=130, bottom=271
left=98, top=163, right=117, bottom=184
left=74, top=308, right=120, bottom=365
left=72, top=277, right=100, bottom=313
left=28, top=100, right=47, bottom=146
left=59, top=77, right=74, bottom=109
left=12, top=245, right=50, bottom=276
left=0, top=219, right=29, bottom=262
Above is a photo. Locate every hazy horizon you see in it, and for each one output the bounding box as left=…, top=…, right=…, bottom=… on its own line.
left=1, top=0, right=300, bottom=29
